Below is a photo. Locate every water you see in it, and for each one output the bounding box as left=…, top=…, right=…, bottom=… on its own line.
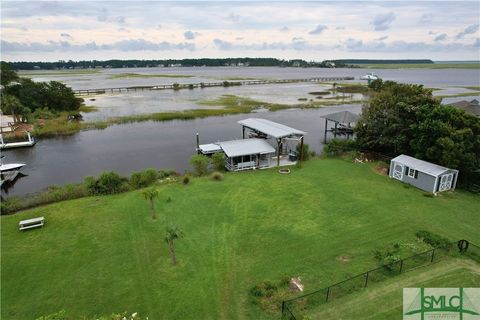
left=2, top=105, right=360, bottom=196
left=4, top=67, right=479, bottom=196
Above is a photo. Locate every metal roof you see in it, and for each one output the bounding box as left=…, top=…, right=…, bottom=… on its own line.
left=198, top=143, right=222, bottom=154
left=217, top=139, right=275, bottom=157
left=391, top=154, right=456, bottom=176
left=322, top=111, right=360, bottom=123
left=238, top=118, right=306, bottom=139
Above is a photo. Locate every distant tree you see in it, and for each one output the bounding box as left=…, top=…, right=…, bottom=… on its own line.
left=0, top=62, right=19, bottom=86
left=165, top=226, right=183, bottom=265
left=142, top=187, right=159, bottom=220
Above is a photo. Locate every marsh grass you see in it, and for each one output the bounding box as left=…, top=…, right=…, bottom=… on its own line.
left=32, top=95, right=363, bottom=137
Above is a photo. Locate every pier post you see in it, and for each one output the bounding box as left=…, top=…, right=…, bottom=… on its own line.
left=196, top=133, right=200, bottom=154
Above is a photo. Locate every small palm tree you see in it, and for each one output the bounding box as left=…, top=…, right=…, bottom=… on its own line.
left=142, top=187, right=159, bottom=220
left=165, top=226, right=183, bottom=265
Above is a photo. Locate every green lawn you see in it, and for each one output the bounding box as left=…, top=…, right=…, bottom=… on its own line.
left=306, top=258, right=480, bottom=319
left=1, top=159, right=479, bottom=319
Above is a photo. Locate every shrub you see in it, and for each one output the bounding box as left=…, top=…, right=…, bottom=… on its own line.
left=172, top=83, right=180, bottom=90
left=85, top=171, right=126, bottom=195
left=322, top=138, right=358, bottom=156
left=373, top=245, right=400, bottom=269
left=182, top=175, right=190, bottom=185
left=130, top=168, right=159, bottom=188
left=416, top=230, right=451, bottom=249
left=211, top=152, right=225, bottom=171
left=211, top=172, right=224, bottom=181
left=188, top=84, right=194, bottom=90
left=249, top=281, right=278, bottom=298
left=189, top=154, right=209, bottom=176
left=296, top=143, right=312, bottom=161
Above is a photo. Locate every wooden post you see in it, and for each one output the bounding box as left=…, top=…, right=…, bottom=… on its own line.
left=299, top=136, right=304, bottom=161
left=196, top=133, right=200, bottom=154
left=431, top=249, right=435, bottom=262
left=242, top=126, right=245, bottom=139
left=324, top=118, right=328, bottom=143
left=334, top=122, right=338, bottom=138
left=364, top=272, right=369, bottom=287
left=277, top=138, right=281, bottom=167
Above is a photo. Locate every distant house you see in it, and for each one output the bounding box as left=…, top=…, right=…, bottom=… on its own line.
left=389, top=155, right=458, bottom=194
left=448, top=99, right=480, bottom=117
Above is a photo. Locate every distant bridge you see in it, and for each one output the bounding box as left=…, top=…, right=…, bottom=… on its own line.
left=72, top=76, right=355, bottom=95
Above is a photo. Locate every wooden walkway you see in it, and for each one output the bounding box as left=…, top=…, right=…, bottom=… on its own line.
left=72, top=76, right=355, bottom=95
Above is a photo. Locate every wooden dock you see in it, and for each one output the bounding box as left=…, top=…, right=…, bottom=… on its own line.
left=72, top=76, right=355, bottom=95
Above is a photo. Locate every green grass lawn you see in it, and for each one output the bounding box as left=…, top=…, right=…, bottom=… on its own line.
left=1, top=159, right=479, bottom=319
left=307, top=258, right=480, bottom=319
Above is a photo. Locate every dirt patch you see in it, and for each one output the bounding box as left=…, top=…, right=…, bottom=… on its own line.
left=336, top=255, right=351, bottom=263
left=373, top=165, right=389, bottom=176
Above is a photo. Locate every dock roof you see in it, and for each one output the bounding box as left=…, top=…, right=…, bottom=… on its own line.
left=322, top=111, right=360, bottom=123
left=238, top=118, right=305, bottom=139
left=218, top=139, right=275, bottom=157
left=391, top=154, right=455, bottom=176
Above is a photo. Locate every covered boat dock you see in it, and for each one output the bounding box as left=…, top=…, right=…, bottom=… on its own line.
left=321, top=111, right=360, bottom=143
left=237, top=118, right=306, bottom=166
left=197, top=118, right=306, bottom=171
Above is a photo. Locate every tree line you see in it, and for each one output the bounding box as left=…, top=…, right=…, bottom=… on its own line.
left=4, top=58, right=353, bottom=70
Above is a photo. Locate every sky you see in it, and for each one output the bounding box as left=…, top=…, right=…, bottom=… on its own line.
left=1, top=1, right=479, bottom=62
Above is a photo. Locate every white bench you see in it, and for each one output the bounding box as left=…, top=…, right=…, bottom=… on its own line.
left=19, top=217, right=45, bottom=231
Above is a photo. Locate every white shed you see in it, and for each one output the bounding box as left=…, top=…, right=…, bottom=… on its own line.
left=389, top=155, right=459, bottom=193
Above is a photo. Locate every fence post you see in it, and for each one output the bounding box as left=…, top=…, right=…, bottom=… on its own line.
left=326, top=286, right=330, bottom=302
left=281, top=301, right=285, bottom=316
left=364, top=271, right=369, bottom=287
left=399, top=260, right=403, bottom=273
left=431, top=249, right=435, bottom=262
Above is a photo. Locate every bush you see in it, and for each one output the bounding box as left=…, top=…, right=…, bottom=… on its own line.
left=172, top=83, right=180, bottom=90
left=249, top=281, right=278, bottom=298
left=130, top=168, right=159, bottom=188
left=211, top=152, right=225, bottom=171
left=85, top=171, right=127, bottom=195
left=373, top=244, right=400, bottom=269
left=416, top=230, right=451, bottom=249
left=211, top=172, right=224, bottom=181
left=322, top=138, right=358, bottom=156
left=182, top=176, right=190, bottom=185
left=296, top=143, right=312, bottom=161
left=189, top=154, right=209, bottom=176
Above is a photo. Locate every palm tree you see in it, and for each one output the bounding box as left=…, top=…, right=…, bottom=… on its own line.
left=142, top=187, right=159, bottom=220
left=165, top=226, right=183, bottom=265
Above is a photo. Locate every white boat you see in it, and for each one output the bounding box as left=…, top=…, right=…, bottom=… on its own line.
left=0, top=157, right=26, bottom=187
left=360, top=73, right=379, bottom=81
left=0, top=132, right=36, bottom=149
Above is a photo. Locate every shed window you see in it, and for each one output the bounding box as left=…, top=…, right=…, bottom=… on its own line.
left=408, top=168, right=417, bottom=178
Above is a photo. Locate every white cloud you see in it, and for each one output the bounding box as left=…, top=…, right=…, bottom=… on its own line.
left=434, top=33, right=447, bottom=42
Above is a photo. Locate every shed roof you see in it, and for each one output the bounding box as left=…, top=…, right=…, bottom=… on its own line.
left=218, top=139, right=275, bottom=157
left=238, top=118, right=305, bottom=139
left=391, top=154, right=455, bottom=176
left=322, top=111, right=360, bottom=123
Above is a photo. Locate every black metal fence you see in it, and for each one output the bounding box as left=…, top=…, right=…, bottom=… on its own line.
left=281, top=239, right=479, bottom=320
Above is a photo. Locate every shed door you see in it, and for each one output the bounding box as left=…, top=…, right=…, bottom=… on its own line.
left=439, top=173, right=453, bottom=192
left=392, top=163, right=404, bottom=180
